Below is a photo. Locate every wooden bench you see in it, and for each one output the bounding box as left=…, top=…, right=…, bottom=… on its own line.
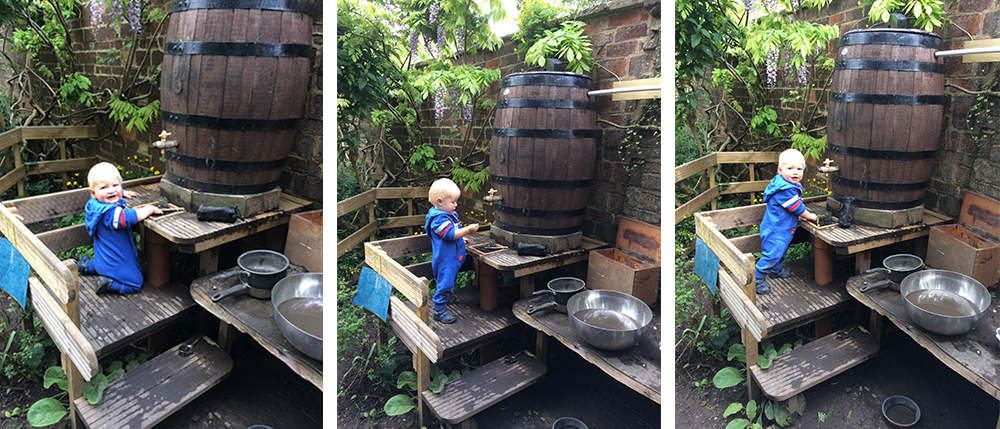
left=695, top=197, right=878, bottom=401
left=365, top=237, right=546, bottom=428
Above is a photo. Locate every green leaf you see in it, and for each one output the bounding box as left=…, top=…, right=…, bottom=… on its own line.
left=396, top=371, right=418, bottom=391
left=725, top=419, right=748, bottom=429
left=26, top=398, right=67, bottom=427
left=713, top=367, right=744, bottom=389
left=727, top=343, right=746, bottom=363
left=83, top=374, right=109, bottom=405
left=747, top=399, right=758, bottom=419
left=384, top=394, right=416, bottom=416
left=428, top=373, right=448, bottom=393
left=723, top=402, right=744, bottom=417
left=43, top=366, right=67, bottom=391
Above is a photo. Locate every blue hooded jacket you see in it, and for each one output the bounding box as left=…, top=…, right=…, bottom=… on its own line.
left=424, top=207, right=466, bottom=270
left=85, top=198, right=142, bottom=288
left=761, top=174, right=807, bottom=234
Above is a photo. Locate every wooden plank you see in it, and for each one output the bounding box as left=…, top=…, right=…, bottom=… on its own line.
left=720, top=180, right=771, bottom=195
left=36, top=223, right=90, bottom=256
left=962, top=39, right=1000, bottom=63
left=75, top=335, right=233, bottom=429
left=751, top=330, right=880, bottom=401
left=376, top=187, right=431, bottom=199
left=390, top=296, right=443, bottom=363
left=336, top=189, right=376, bottom=215
left=422, top=355, right=547, bottom=424
left=403, top=286, right=522, bottom=360
left=675, top=186, right=720, bottom=224
left=675, top=152, right=717, bottom=183
left=0, top=127, right=21, bottom=151
left=716, top=151, right=780, bottom=164
left=380, top=214, right=426, bottom=229
left=372, top=234, right=434, bottom=259
left=338, top=221, right=377, bottom=257
left=695, top=212, right=754, bottom=286
left=718, top=269, right=766, bottom=341
left=365, top=242, right=429, bottom=307
left=20, top=125, right=98, bottom=140
left=26, top=157, right=98, bottom=176
left=0, top=203, right=73, bottom=304
left=29, top=277, right=99, bottom=380
left=754, top=258, right=854, bottom=336
left=611, top=78, right=662, bottom=101
left=0, top=166, right=26, bottom=196
left=4, top=176, right=161, bottom=225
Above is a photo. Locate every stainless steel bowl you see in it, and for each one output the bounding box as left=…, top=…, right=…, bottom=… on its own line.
left=900, top=270, right=990, bottom=336
left=271, top=273, right=323, bottom=360
left=567, top=290, right=653, bottom=351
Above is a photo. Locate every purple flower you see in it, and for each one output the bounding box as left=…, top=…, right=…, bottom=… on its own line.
left=429, top=1, right=440, bottom=26
left=765, top=50, right=778, bottom=87
left=797, top=65, right=808, bottom=87
left=410, top=31, right=420, bottom=54
left=437, top=26, right=446, bottom=49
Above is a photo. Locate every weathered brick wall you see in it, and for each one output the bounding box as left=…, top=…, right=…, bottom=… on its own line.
left=785, top=0, right=1000, bottom=217
left=62, top=2, right=323, bottom=204
left=417, top=0, right=661, bottom=243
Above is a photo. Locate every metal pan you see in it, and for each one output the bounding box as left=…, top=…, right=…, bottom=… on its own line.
left=212, top=250, right=289, bottom=302
left=861, top=254, right=924, bottom=292
left=527, top=277, right=585, bottom=314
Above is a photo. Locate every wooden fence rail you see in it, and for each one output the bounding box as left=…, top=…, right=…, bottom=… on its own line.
left=675, top=151, right=780, bottom=225
left=336, top=187, right=431, bottom=257
left=0, top=125, right=99, bottom=197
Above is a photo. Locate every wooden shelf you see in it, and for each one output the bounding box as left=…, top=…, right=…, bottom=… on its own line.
left=754, top=258, right=854, bottom=337
left=422, top=354, right=546, bottom=425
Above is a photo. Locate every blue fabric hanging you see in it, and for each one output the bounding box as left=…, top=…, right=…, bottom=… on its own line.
left=354, top=267, right=392, bottom=321
left=694, top=237, right=721, bottom=295
left=0, top=238, right=30, bottom=308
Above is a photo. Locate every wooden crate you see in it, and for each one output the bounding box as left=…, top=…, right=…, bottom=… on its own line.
left=587, top=217, right=661, bottom=305
left=285, top=209, right=323, bottom=272
left=926, top=192, right=1000, bottom=289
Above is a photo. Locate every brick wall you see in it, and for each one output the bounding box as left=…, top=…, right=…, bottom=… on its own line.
left=415, top=0, right=661, bottom=243
left=62, top=2, right=323, bottom=204
left=785, top=0, right=1000, bottom=217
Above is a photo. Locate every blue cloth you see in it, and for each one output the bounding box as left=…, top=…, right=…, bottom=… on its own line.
left=354, top=267, right=391, bottom=321
left=0, top=238, right=30, bottom=308
left=694, top=238, right=720, bottom=295
left=85, top=198, right=142, bottom=293
left=425, top=208, right=466, bottom=312
left=756, top=174, right=806, bottom=282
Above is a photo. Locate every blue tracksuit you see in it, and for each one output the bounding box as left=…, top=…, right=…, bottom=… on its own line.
left=755, top=174, right=807, bottom=282
left=84, top=198, right=143, bottom=293
left=425, top=208, right=466, bottom=312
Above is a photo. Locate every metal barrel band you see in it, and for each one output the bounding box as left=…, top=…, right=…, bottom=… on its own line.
left=831, top=193, right=924, bottom=211
left=170, top=0, right=316, bottom=15
left=492, top=204, right=586, bottom=219
left=840, top=30, right=942, bottom=49
left=492, top=128, right=597, bottom=139
left=834, top=59, right=943, bottom=73
left=493, top=220, right=580, bottom=236
left=497, top=98, right=594, bottom=110
left=164, top=172, right=278, bottom=195
left=165, top=42, right=314, bottom=58
left=162, top=110, right=299, bottom=131
left=490, top=174, right=591, bottom=189
left=500, top=74, right=593, bottom=89
left=833, top=176, right=929, bottom=191
left=830, top=92, right=944, bottom=105
left=166, top=150, right=286, bottom=173
left=828, top=143, right=938, bottom=160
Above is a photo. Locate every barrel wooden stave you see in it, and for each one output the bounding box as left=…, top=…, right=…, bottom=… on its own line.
left=161, top=4, right=312, bottom=194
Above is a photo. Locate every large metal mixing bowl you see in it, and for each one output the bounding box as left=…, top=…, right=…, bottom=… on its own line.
left=271, top=273, right=323, bottom=360
left=900, top=270, right=990, bottom=336
left=567, top=290, right=653, bottom=351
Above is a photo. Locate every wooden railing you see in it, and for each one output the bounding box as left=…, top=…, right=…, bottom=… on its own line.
left=0, top=125, right=100, bottom=197
left=336, top=187, right=431, bottom=257
left=674, top=151, right=780, bottom=225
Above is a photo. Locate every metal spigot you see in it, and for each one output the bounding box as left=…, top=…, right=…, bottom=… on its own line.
left=483, top=188, right=502, bottom=203
left=152, top=130, right=178, bottom=156
left=818, top=158, right=839, bottom=174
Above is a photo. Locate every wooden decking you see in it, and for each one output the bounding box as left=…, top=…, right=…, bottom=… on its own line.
left=754, top=258, right=854, bottom=337
left=422, top=355, right=547, bottom=425
left=77, top=273, right=197, bottom=358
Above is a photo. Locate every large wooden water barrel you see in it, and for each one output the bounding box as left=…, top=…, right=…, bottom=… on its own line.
left=827, top=29, right=944, bottom=213
left=160, top=0, right=314, bottom=195
left=489, top=72, right=597, bottom=245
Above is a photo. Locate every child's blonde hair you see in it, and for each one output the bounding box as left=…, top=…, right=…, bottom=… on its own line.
left=87, top=162, right=122, bottom=188
left=428, top=178, right=461, bottom=203
left=778, top=149, right=806, bottom=168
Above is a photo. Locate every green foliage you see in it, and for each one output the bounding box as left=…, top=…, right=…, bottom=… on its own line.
left=0, top=301, right=56, bottom=383
left=713, top=366, right=744, bottom=389
left=451, top=166, right=489, bottom=194
left=511, top=0, right=565, bottom=59
left=675, top=0, right=740, bottom=118
left=723, top=399, right=764, bottom=429
left=749, top=106, right=780, bottom=137
left=59, top=73, right=95, bottom=108
left=108, top=96, right=161, bottom=133
left=524, top=21, right=593, bottom=73
left=409, top=143, right=440, bottom=173
left=864, top=0, right=946, bottom=31
left=790, top=133, right=826, bottom=163
left=384, top=363, right=467, bottom=416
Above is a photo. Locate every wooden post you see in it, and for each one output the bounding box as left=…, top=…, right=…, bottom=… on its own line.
left=480, top=264, right=498, bottom=311
left=415, top=299, right=431, bottom=428
left=199, top=247, right=220, bottom=277
left=62, top=270, right=82, bottom=429
left=368, top=201, right=376, bottom=243
left=407, top=198, right=414, bottom=236
left=519, top=274, right=535, bottom=299
left=813, top=236, right=833, bottom=286
left=709, top=165, right=717, bottom=211
left=14, top=143, right=23, bottom=197
left=854, top=250, right=872, bottom=274
left=743, top=328, right=759, bottom=400
left=146, top=231, right=170, bottom=288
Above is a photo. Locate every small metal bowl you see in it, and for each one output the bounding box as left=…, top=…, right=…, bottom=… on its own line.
left=552, top=417, right=588, bottom=429
left=882, top=395, right=920, bottom=428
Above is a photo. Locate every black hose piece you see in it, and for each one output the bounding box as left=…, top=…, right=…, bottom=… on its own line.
left=839, top=196, right=855, bottom=228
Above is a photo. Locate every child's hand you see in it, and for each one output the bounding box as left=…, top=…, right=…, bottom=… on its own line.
left=123, top=190, right=138, bottom=199
left=136, top=205, right=163, bottom=221
left=803, top=211, right=818, bottom=222
left=468, top=223, right=480, bottom=233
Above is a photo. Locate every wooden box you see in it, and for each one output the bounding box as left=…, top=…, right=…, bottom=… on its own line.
left=926, top=192, right=1000, bottom=289
left=284, top=210, right=323, bottom=272
left=587, top=217, right=661, bottom=305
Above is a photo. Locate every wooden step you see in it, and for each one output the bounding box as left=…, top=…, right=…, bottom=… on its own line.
left=74, top=335, right=233, bottom=429
left=750, top=329, right=880, bottom=401
left=422, top=354, right=547, bottom=426
left=754, top=257, right=854, bottom=337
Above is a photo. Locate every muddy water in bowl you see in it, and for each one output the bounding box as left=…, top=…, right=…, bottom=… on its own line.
left=885, top=404, right=917, bottom=425
left=905, top=289, right=980, bottom=317
left=574, top=308, right=642, bottom=331
left=277, top=297, right=323, bottom=339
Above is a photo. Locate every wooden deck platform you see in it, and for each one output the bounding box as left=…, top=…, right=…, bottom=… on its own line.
left=754, top=258, right=854, bottom=337
left=74, top=334, right=233, bottom=429
left=78, top=273, right=197, bottom=358
left=422, top=354, right=547, bottom=426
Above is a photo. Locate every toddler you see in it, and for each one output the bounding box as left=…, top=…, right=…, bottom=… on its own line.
left=755, top=149, right=818, bottom=294
left=425, top=178, right=478, bottom=323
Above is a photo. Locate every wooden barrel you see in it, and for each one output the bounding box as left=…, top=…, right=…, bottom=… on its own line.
left=160, top=0, right=314, bottom=195
left=827, top=29, right=944, bottom=211
left=489, top=72, right=597, bottom=237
